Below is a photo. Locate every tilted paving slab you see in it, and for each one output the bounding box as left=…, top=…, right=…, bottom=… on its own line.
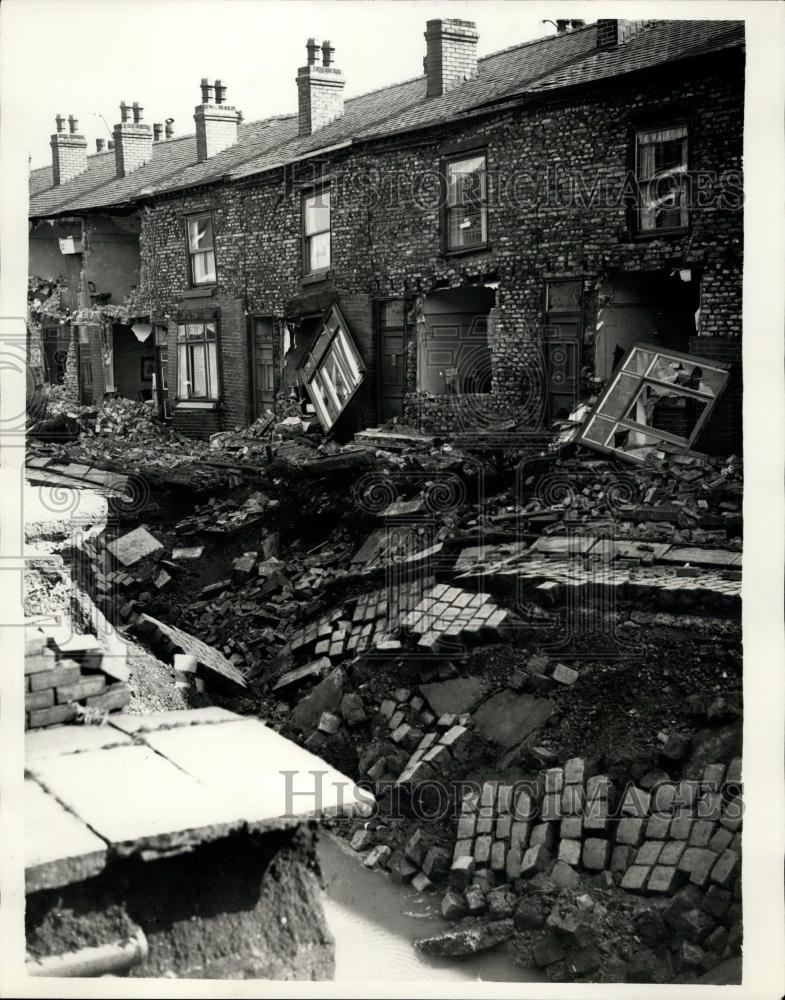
left=471, top=691, right=556, bottom=750
left=107, top=706, right=242, bottom=735
left=140, top=718, right=373, bottom=830
left=106, top=526, right=164, bottom=567
left=27, top=744, right=247, bottom=857
left=25, top=723, right=133, bottom=762
left=25, top=778, right=107, bottom=893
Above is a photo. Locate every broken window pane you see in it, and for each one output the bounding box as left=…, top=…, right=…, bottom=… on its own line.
left=187, top=214, right=216, bottom=285
left=578, top=343, right=729, bottom=463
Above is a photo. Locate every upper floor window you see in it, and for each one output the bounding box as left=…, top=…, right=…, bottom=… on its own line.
left=303, top=188, right=331, bottom=275
left=186, top=213, right=216, bottom=285
left=444, top=153, right=488, bottom=252
left=636, top=125, right=688, bottom=233
left=176, top=321, right=219, bottom=400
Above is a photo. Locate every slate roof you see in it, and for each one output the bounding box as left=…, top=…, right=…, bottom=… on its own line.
left=29, top=19, right=743, bottom=218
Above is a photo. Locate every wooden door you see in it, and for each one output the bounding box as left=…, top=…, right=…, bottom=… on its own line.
left=252, top=318, right=276, bottom=419
left=544, top=280, right=582, bottom=422
left=378, top=299, right=406, bottom=420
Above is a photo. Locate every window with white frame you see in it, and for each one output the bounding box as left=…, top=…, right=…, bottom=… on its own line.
left=303, top=188, right=331, bottom=275
left=636, top=125, right=689, bottom=232
left=186, top=214, right=217, bottom=285
left=176, top=321, right=219, bottom=400
left=444, top=153, right=488, bottom=252
left=299, top=305, right=365, bottom=430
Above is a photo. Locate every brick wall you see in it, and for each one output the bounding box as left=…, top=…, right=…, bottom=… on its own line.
left=138, top=56, right=743, bottom=445
left=195, top=106, right=240, bottom=161
left=113, top=123, right=153, bottom=177
left=689, top=336, right=743, bottom=454
left=297, top=67, right=345, bottom=135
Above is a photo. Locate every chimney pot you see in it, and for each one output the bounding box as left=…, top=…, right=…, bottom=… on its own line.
left=108, top=140, right=115, bottom=150
left=194, top=79, right=239, bottom=160
left=596, top=19, right=652, bottom=49
left=423, top=18, right=478, bottom=99
left=113, top=100, right=153, bottom=176
left=51, top=113, right=87, bottom=184
left=297, top=39, right=345, bottom=135
left=165, top=119, right=174, bottom=139
left=153, top=123, right=163, bottom=142
left=96, top=138, right=105, bottom=152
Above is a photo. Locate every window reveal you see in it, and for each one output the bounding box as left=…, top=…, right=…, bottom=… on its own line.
left=303, top=188, right=331, bottom=274
left=176, top=322, right=219, bottom=400
left=445, top=154, right=488, bottom=251
left=636, top=125, right=688, bottom=232
left=186, top=214, right=216, bottom=285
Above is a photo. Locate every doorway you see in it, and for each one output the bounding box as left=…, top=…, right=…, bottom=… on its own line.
left=377, top=298, right=406, bottom=421
left=251, top=317, right=276, bottom=419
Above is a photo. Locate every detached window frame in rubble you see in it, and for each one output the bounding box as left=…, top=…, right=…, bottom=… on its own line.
left=577, top=343, right=730, bottom=464
left=299, top=304, right=365, bottom=431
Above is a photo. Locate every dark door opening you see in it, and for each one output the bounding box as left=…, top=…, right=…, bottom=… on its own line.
left=378, top=299, right=406, bottom=421
left=252, top=317, right=276, bottom=419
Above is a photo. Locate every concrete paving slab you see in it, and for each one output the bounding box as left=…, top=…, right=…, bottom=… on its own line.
left=471, top=691, right=555, bottom=750
left=107, top=706, right=242, bottom=735
left=106, top=526, right=164, bottom=567
left=141, top=719, right=374, bottom=829
left=25, top=724, right=133, bottom=762
left=25, top=778, right=107, bottom=893
left=28, top=744, right=246, bottom=856
left=419, top=678, right=491, bottom=716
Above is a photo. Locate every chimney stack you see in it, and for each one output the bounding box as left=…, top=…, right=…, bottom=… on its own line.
left=50, top=112, right=88, bottom=185
left=153, top=123, right=163, bottom=142
left=423, top=19, right=478, bottom=98
left=194, top=78, right=240, bottom=161
left=596, top=19, right=652, bottom=49
left=112, top=100, right=153, bottom=177
left=296, top=38, right=345, bottom=136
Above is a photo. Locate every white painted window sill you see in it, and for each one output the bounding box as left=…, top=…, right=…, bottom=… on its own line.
left=175, top=400, right=220, bottom=410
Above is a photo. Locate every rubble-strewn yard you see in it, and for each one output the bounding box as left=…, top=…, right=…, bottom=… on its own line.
left=24, top=401, right=743, bottom=984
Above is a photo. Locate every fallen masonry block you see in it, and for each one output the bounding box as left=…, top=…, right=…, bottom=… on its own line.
left=412, top=872, right=434, bottom=893
left=441, top=890, right=469, bottom=921
left=520, top=843, right=552, bottom=877
left=532, top=933, right=565, bottom=967
left=317, top=712, right=341, bottom=736
left=350, top=828, right=373, bottom=851
left=616, top=818, right=646, bottom=846
left=404, top=829, right=425, bottom=867
left=388, top=851, right=418, bottom=885
left=106, top=526, right=163, bottom=568
left=582, top=838, right=611, bottom=871
left=449, top=855, right=475, bottom=889
left=647, top=865, right=684, bottom=895
left=465, top=885, right=486, bottom=915
left=422, top=846, right=451, bottom=880
left=620, top=864, right=651, bottom=891
left=552, top=663, right=579, bottom=686
left=340, top=693, right=367, bottom=727
left=702, top=884, right=732, bottom=919
left=363, top=845, right=392, bottom=869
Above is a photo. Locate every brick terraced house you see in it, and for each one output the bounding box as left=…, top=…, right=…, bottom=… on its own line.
left=28, top=18, right=744, bottom=451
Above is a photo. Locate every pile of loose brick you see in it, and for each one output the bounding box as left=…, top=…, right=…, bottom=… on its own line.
left=25, top=628, right=130, bottom=729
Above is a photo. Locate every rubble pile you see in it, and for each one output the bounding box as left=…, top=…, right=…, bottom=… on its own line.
left=25, top=626, right=131, bottom=729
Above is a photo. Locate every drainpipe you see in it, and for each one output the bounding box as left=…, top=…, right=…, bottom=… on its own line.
left=26, top=927, right=148, bottom=978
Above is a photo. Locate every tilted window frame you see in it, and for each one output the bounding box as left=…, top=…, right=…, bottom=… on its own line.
left=185, top=212, right=217, bottom=287
left=441, top=150, right=489, bottom=255
left=577, top=343, right=730, bottom=464
left=299, top=304, right=365, bottom=430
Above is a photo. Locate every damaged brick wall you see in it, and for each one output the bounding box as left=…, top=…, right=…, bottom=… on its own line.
left=137, top=56, right=743, bottom=438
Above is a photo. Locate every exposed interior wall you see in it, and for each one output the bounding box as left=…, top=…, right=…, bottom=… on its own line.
left=83, top=215, right=141, bottom=306
left=112, top=324, right=154, bottom=401
left=29, top=220, right=83, bottom=313
left=595, top=270, right=700, bottom=380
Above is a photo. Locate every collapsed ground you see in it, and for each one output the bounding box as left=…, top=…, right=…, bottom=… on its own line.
left=25, top=396, right=743, bottom=984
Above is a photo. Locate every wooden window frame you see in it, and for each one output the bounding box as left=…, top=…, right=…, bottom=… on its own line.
left=441, top=149, right=489, bottom=256
left=302, top=184, right=331, bottom=280
left=175, top=320, right=221, bottom=402
left=632, top=121, right=690, bottom=239
left=185, top=212, right=217, bottom=288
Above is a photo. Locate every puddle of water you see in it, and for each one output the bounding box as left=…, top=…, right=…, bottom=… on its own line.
left=319, top=832, right=543, bottom=983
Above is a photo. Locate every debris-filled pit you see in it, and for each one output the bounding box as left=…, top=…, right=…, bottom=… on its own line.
left=24, top=403, right=743, bottom=983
